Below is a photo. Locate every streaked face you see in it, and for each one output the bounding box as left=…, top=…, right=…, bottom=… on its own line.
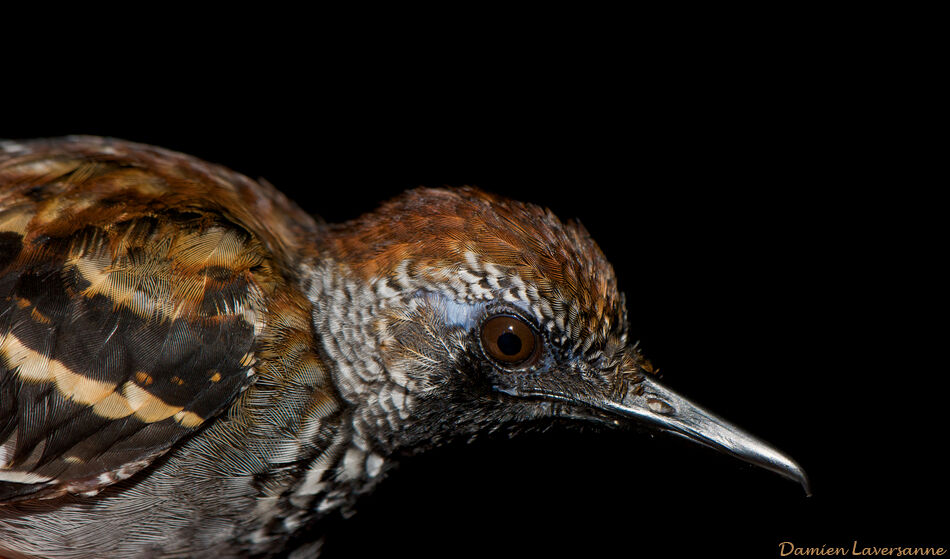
left=324, top=187, right=808, bottom=492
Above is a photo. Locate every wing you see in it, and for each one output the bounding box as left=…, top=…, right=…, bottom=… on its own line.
left=0, top=137, right=319, bottom=502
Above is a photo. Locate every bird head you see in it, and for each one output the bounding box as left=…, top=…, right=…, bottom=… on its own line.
left=312, top=186, right=808, bottom=493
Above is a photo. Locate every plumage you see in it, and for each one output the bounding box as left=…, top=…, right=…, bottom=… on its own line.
left=0, top=136, right=806, bottom=558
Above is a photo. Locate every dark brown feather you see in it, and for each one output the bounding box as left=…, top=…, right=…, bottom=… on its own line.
left=0, top=137, right=320, bottom=502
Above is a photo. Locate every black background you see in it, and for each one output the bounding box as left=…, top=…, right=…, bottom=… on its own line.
left=3, top=23, right=942, bottom=558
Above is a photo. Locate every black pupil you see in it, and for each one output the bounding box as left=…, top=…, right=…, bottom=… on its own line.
left=497, top=332, right=522, bottom=356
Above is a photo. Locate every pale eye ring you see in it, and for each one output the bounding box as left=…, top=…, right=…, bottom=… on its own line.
left=479, top=314, right=541, bottom=368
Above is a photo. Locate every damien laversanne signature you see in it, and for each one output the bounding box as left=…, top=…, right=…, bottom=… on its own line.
left=779, top=541, right=946, bottom=557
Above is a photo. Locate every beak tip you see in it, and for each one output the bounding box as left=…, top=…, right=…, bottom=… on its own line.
left=775, top=455, right=811, bottom=497
left=795, top=465, right=813, bottom=497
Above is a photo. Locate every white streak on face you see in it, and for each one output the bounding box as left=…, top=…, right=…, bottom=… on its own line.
left=374, top=278, right=399, bottom=299
left=365, top=453, right=384, bottom=478
left=399, top=395, right=414, bottom=420
left=390, top=387, right=406, bottom=411
left=394, top=260, right=413, bottom=289
left=471, top=286, right=492, bottom=300
left=386, top=362, right=410, bottom=388
left=502, top=291, right=520, bottom=305
left=292, top=475, right=322, bottom=502
left=339, top=447, right=365, bottom=481
left=283, top=511, right=305, bottom=532
left=483, top=263, right=503, bottom=280
left=538, top=299, right=554, bottom=321
left=458, top=269, right=481, bottom=285
left=464, top=251, right=483, bottom=272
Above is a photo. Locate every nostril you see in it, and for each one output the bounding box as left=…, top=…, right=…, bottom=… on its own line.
left=646, top=397, right=674, bottom=416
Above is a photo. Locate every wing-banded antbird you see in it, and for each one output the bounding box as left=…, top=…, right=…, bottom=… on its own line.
left=0, top=136, right=808, bottom=558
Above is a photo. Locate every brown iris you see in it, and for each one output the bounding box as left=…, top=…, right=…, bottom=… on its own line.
left=480, top=314, right=539, bottom=367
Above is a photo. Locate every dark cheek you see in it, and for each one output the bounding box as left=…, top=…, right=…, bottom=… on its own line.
left=450, top=351, right=496, bottom=399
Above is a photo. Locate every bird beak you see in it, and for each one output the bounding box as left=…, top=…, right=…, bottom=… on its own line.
left=588, top=375, right=811, bottom=495
left=511, top=374, right=810, bottom=495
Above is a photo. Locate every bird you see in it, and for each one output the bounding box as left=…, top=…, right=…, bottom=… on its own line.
left=0, top=136, right=808, bottom=558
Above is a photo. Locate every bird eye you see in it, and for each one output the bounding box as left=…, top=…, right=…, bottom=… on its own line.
left=479, top=314, right=540, bottom=367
